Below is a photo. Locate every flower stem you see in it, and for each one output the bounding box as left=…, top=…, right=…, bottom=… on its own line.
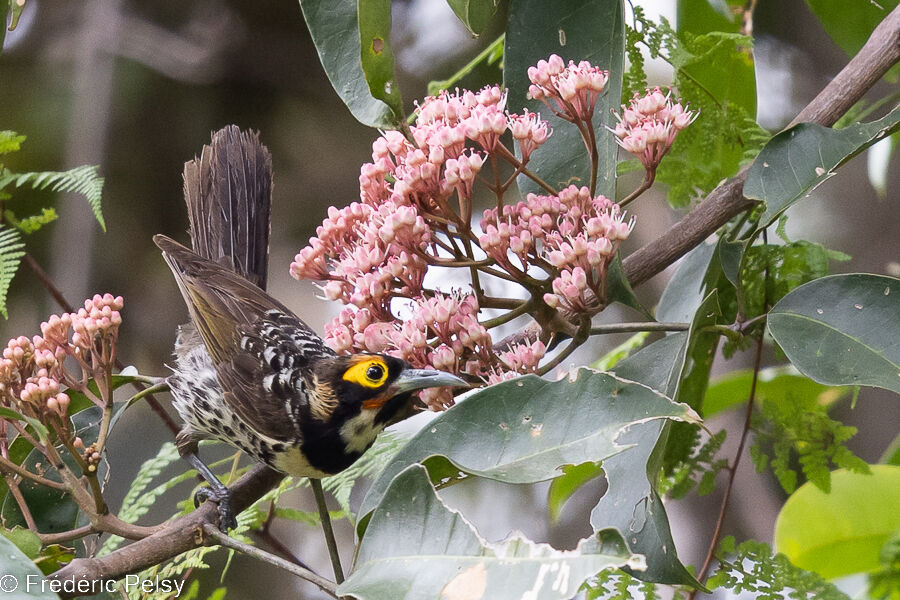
left=619, top=169, right=655, bottom=208
left=589, top=321, right=689, bottom=335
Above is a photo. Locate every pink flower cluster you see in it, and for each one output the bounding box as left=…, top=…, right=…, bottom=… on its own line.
left=480, top=185, right=633, bottom=314
left=528, top=54, right=609, bottom=122
left=0, top=294, right=122, bottom=421
left=613, top=87, right=696, bottom=170
left=291, top=85, right=558, bottom=405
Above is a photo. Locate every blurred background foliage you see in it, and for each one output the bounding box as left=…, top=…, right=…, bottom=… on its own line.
left=1, top=0, right=897, bottom=597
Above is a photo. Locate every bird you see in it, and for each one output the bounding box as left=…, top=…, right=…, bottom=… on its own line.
left=154, top=125, right=467, bottom=531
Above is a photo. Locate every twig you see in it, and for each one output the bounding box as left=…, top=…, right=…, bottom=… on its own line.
left=692, top=331, right=764, bottom=591
left=0, top=454, right=67, bottom=491
left=311, top=478, right=344, bottom=584
left=252, top=528, right=318, bottom=575
left=5, top=475, right=39, bottom=531
left=618, top=170, right=655, bottom=208
left=203, top=524, right=339, bottom=598
left=38, top=525, right=96, bottom=545
left=590, top=321, right=688, bottom=334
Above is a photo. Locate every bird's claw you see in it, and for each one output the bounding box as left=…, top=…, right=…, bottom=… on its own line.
left=194, top=486, right=237, bottom=532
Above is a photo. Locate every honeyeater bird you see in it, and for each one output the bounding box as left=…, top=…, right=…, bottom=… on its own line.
left=155, top=126, right=466, bottom=530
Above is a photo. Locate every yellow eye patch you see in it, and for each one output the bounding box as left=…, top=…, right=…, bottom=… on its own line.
left=342, top=357, right=389, bottom=389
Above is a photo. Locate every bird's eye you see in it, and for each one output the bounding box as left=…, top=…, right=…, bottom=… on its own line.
left=366, top=363, right=385, bottom=382
left=342, top=357, right=390, bottom=388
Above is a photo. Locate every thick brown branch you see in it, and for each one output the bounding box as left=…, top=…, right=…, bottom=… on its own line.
left=48, top=465, right=284, bottom=597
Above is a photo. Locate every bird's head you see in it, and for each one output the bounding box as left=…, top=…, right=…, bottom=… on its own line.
left=308, top=354, right=467, bottom=424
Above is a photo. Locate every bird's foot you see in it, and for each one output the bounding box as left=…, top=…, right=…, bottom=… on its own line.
left=194, top=486, right=237, bottom=532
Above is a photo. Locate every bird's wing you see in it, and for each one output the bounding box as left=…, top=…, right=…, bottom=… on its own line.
left=155, top=234, right=334, bottom=441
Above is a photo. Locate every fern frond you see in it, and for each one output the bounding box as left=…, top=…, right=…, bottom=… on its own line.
left=0, top=165, right=106, bottom=231
left=0, top=226, right=25, bottom=319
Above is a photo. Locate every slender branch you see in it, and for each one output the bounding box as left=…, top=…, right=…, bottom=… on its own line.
left=692, top=332, right=764, bottom=589
left=6, top=475, right=39, bottom=531
left=38, top=525, right=96, bottom=545
left=252, top=528, right=318, bottom=575
left=618, top=169, right=655, bottom=208
left=311, top=478, right=344, bottom=584
left=589, top=321, right=689, bottom=335
left=493, top=145, right=558, bottom=195
left=0, top=454, right=67, bottom=491
left=481, top=299, right=533, bottom=329
left=203, top=525, right=338, bottom=598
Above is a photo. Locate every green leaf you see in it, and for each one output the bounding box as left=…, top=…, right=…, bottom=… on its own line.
left=590, top=331, right=650, bottom=371
left=4, top=208, right=58, bottom=234
left=746, top=106, right=900, bottom=230
left=0, top=534, right=59, bottom=599
left=705, top=366, right=851, bottom=418
left=547, top=461, right=603, bottom=523
left=656, top=238, right=720, bottom=324
left=677, top=0, right=741, bottom=35
left=0, top=527, right=41, bottom=558
left=766, top=274, right=900, bottom=394
left=446, top=0, right=499, bottom=35
left=0, top=131, right=26, bottom=155
left=358, top=368, right=698, bottom=531
left=0, top=165, right=106, bottom=231
left=341, top=464, right=639, bottom=600
left=805, top=0, right=900, bottom=82
left=775, top=465, right=900, bottom=579
left=599, top=332, right=709, bottom=588
left=709, top=537, right=850, bottom=599
left=299, top=0, right=399, bottom=128
left=357, top=0, right=403, bottom=121
left=0, top=225, right=24, bottom=318
left=504, top=0, right=625, bottom=198
left=6, top=0, right=24, bottom=31
left=606, top=253, right=650, bottom=316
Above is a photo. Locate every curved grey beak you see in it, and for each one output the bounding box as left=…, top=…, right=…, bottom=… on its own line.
left=390, top=369, right=469, bottom=395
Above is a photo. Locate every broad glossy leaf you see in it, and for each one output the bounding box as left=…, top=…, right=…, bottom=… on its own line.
left=358, top=368, right=698, bottom=527
left=598, top=332, right=707, bottom=588
left=504, top=0, right=624, bottom=198
left=766, top=274, right=900, bottom=394
left=656, top=238, right=719, bottom=324
left=0, top=535, right=58, bottom=599
left=805, top=0, right=900, bottom=81
left=342, top=465, right=639, bottom=600
left=677, top=0, right=742, bottom=35
left=775, top=465, right=900, bottom=579
left=446, top=0, right=499, bottom=35
left=358, top=0, right=403, bottom=120
left=299, top=0, right=398, bottom=128
left=705, top=366, right=851, bottom=418
left=746, top=106, right=900, bottom=229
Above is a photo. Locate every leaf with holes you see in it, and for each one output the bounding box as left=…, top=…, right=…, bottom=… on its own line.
left=341, top=465, right=640, bottom=600
left=299, top=0, right=399, bottom=128
left=357, top=367, right=698, bottom=533
left=766, top=274, right=900, bottom=394
left=358, top=0, right=403, bottom=121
